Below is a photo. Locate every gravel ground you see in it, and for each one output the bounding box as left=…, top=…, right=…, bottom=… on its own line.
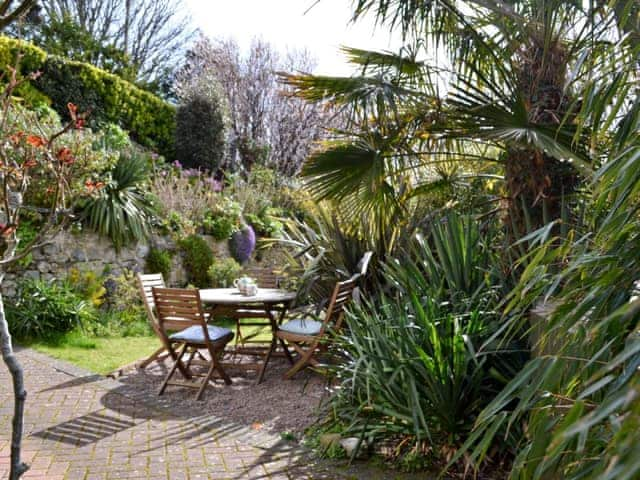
left=110, top=351, right=331, bottom=438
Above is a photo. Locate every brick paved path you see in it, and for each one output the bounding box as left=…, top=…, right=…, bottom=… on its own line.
left=0, top=349, right=370, bottom=480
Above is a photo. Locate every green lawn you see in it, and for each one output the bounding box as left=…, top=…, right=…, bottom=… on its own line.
left=29, top=333, right=160, bottom=375
left=27, top=319, right=273, bottom=375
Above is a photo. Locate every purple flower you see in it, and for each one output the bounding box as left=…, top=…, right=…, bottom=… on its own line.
left=172, top=160, right=183, bottom=169
left=203, top=176, right=223, bottom=192
left=183, top=168, right=201, bottom=178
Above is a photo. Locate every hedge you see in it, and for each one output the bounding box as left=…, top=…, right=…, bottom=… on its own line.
left=0, top=36, right=175, bottom=157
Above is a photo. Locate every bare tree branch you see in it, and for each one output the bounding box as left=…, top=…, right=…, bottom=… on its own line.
left=177, top=36, right=332, bottom=175
left=0, top=0, right=36, bottom=31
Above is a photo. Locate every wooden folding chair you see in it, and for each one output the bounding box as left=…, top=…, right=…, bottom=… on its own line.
left=271, top=275, right=360, bottom=380
left=152, top=287, right=234, bottom=400
left=136, top=273, right=172, bottom=369
left=245, top=267, right=280, bottom=288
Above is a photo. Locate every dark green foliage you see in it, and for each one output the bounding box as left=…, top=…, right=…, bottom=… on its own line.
left=81, top=153, right=155, bottom=250
left=37, top=56, right=175, bottom=155
left=456, top=106, right=640, bottom=480
left=0, top=36, right=175, bottom=157
left=25, top=14, right=137, bottom=81
left=175, top=93, right=227, bottom=171
left=6, top=278, right=93, bottom=339
left=324, top=213, right=524, bottom=471
left=178, top=234, right=214, bottom=287
left=145, top=248, right=172, bottom=282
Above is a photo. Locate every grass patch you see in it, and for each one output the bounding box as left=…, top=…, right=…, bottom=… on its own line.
left=25, top=318, right=273, bottom=375
left=28, top=333, right=159, bottom=375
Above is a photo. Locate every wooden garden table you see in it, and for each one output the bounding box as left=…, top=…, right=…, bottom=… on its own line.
left=199, top=288, right=297, bottom=383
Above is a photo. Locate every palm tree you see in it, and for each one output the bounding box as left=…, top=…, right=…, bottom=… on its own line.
left=287, top=0, right=635, bottom=238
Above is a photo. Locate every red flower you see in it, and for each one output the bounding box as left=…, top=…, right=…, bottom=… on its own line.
left=23, top=159, right=37, bottom=168
left=56, top=147, right=75, bottom=164
left=67, top=103, right=78, bottom=119
left=26, top=135, right=47, bottom=148
left=85, top=179, right=105, bottom=192
left=9, top=131, right=24, bottom=144
left=0, top=223, right=16, bottom=236
left=75, top=118, right=85, bottom=129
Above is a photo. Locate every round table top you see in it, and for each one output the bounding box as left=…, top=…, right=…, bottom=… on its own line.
left=199, top=288, right=297, bottom=305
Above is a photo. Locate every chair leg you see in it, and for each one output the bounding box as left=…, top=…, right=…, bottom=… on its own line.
left=159, top=343, right=187, bottom=396
left=257, top=337, right=277, bottom=384
left=196, top=362, right=216, bottom=401
left=164, top=341, right=192, bottom=379
left=185, top=348, right=197, bottom=370
left=284, top=346, right=317, bottom=379
left=137, top=346, right=167, bottom=369
left=279, top=338, right=294, bottom=365
left=212, top=350, right=232, bottom=385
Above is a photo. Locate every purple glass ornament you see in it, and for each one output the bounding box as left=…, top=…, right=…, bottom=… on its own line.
left=229, top=224, right=256, bottom=263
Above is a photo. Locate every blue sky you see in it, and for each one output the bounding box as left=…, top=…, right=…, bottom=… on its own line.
left=183, top=0, right=401, bottom=75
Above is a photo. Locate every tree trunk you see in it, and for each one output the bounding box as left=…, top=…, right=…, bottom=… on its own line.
left=0, top=287, right=29, bottom=479
left=506, top=38, right=580, bottom=236
left=504, top=148, right=578, bottom=235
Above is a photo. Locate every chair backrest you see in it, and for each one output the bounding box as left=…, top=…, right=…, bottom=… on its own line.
left=137, top=273, right=165, bottom=330
left=152, top=287, right=207, bottom=333
left=245, top=267, right=279, bottom=288
left=321, top=275, right=360, bottom=334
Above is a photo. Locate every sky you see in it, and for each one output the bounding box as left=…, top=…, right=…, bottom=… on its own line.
left=183, top=0, right=402, bottom=76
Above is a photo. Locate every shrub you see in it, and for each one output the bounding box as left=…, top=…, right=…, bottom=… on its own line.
left=229, top=224, right=256, bottom=264
left=321, top=214, right=525, bottom=472
left=36, top=56, right=176, bottom=156
left=95, top=123, right=132, bottom=151
left=67, top=268, right=107, bottom=308
left=175, top=93, right=227, bottom=171
left=149, top=167, right=222, bottom=231
left=245, top=207, right=283, bottom=237
left=207, top=257, right=242, bottom=288
left=145, top=247, right=172, bottom=282
left=0, top=36, right=176, bottom=157
left=178, top=234, right=214, bottom=287
left=201, top=198, right=242, bottom=240
left=6, top=278, right=94, bottom=339
left=102, top=270, right=144, bottom=313
left=81, top=152, right=155, bottom=249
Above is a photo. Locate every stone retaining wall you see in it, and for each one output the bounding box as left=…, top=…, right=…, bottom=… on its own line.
left=1, top=231, right=237, bottom=297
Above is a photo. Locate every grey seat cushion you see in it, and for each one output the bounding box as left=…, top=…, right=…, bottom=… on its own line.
left=170, top=325, right=233, bottom=344
left=279, top=318, right=323, bottom=336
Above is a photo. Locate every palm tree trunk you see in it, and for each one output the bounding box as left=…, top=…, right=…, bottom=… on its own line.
left=506, top=39, right=580, bottom=235
left=504, top=149, right=578, bottom=235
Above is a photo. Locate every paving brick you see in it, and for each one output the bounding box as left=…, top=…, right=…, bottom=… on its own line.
left=0, top=349, right=370, bottom=480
